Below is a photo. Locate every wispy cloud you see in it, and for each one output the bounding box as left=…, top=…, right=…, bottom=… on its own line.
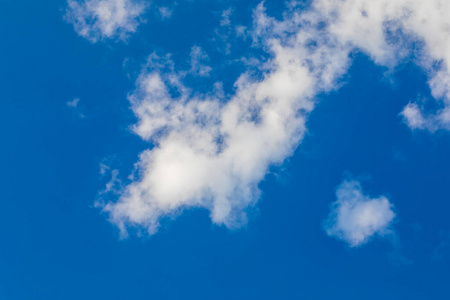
left=100, top=3, right=351, bottom=237
left=310, top=0, right=450, bottom=131
left=212, top=8, right=242, bottom=55
left=99, top=0, right=450, bottom=236
left=220, top=8, right=233, bottom=27
left=66, top=98, right=85, bottom=119
left=189, top=46, right=212, bottom=77
left=66, top=98, right=80, bottom=108
left=158, top=7, right=173, bottom=20
left=65, top=0, right=147, bottom=42
left=325, top=180, right=396, bottom=247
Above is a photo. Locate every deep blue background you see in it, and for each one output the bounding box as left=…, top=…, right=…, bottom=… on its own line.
left=1, top=0, right=449, bottom=299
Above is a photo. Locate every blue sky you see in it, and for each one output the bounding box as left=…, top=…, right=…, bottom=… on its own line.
left=1, top=0, right=450, bottom=299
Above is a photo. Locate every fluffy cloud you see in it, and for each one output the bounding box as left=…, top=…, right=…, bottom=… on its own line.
left=65, top=0, right=146, bottom=42
left=313, top=0, right=450, bottom=130
left=100, top=0, right=450, bottom=236
left=101, top=7, right=351, bottom=236
left=325, top=180, right=396, bottom=247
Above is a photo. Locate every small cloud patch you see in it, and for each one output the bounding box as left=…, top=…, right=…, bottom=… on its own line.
left=325, top=180, right=396, bottom=247
left=65, top=0, right=147, bottom=42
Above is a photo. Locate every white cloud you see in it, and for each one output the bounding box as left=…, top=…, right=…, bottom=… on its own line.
left=220, top=8, right=233, bottom=27
left=66, top=98, right=80, bottom=108
left=99, top=162, right=110, bottom=176
left=101, top=169, right=122, bottom=195
left=325, top=180, right=396, bottom=247
left=400, top=102, right=427, bottom=130
left=66, top=98, right=85, bottom=118
left=100, top=7, right=351, bottom=236
left=158, top=7, right=173, bottom=20
left=213, top=8, right=243, bottom=55
left=189, top=46, right=212, bottom=77
left=312, top=0, right=450, bottom=130
left=99, top=0, right=450, bottom=236
left=65, top=0, right=146, bottom=42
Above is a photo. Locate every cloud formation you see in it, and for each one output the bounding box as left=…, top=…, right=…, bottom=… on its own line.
left=66, top=98, right=80, bottom=108
left=312, top=0, right=450, bottom=130
left=100, top=0, right=450, bottom=236
left=101, top=6, right=351, bottom=236
left=189, top=46, right=212, bottom=77
left=65, top=0, right=146, bottom=42
left=325, top=180, right=396, bottom=247
left=158, top=7, right=173, bottom=20
left=66, top=98, right=85, bottom=119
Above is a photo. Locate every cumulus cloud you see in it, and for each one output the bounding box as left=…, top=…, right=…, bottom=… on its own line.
left=312, top=0, right=450, bottom=130
left=325, top=180, right=396, bottom=247
left=101, top=6, right=351, bottom=236
left=100, top=0, right=450, bottom=236
left=400, top=102, right=427, bottom=130
left=65, top=0, right=146, bottom=42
